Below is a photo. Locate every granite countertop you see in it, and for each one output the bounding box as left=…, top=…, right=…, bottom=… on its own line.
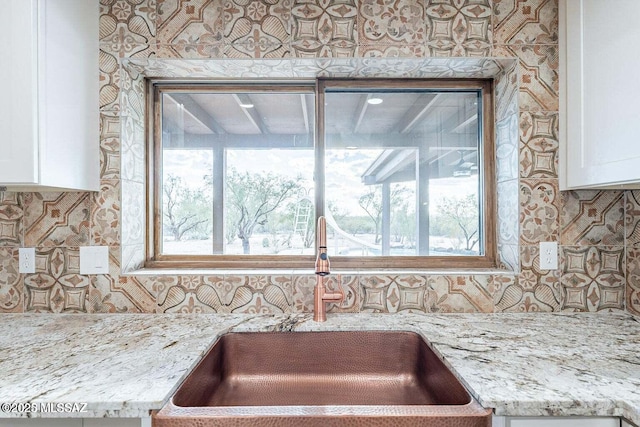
left=0, top=313, right=638, bottom=424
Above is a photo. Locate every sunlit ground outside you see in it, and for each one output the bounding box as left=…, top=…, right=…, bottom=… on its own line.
left=162, top=149, right=479, bottom=256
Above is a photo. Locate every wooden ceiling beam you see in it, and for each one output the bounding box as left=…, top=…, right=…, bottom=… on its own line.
left=167, top=93, right=226, bottom=135
left=233, top=94, right=269, bottom=134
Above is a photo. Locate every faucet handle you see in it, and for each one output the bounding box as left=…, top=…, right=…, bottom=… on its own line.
left=324, top=274, right=344, bottom=303
left=313, top=274, right=344, bottom=322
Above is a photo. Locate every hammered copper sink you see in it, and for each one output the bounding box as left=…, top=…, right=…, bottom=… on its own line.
left=153, top=331, right=491, bottom=427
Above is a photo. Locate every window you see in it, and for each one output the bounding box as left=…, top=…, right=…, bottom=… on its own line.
left=148, top=79, right=495, bottom=269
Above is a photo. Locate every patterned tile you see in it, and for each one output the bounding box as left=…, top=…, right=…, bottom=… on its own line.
left=493, top=281, right=522, bottom=311
left=519, top=111, right=558, bottom=178
left=157, top=276, right=221, bottom=313
left=121, top=68, right=147, bottom=123
left=493, top=0, right=558, bottom=45
left=494, top=64, right=518, bottom=121
left=0, top=248, right=22, bottom=313
left=0, top=192, right=23, bottom=246
left=237, top=275, right=292, bottom=314
left=496, top=245, right=561, bottom=312
left=325, top=274, right=359, bottom=313
left=99, top=44, right=155, bottom=112
left=493, top=278, right=562, bottom=312
left=215, top=275, right=256, bottom=313
left=520, top=179, right=559, bottom=245
left=121, top=180, right=145, bottom=246
left=494, top=44, right=558, bottom=112
left=91, top=180, right=121, bottom=246
left=24, top=193, right=91, bottom=247
left=225, top=43, right=290, bottom=59
left=359, top=275, right=393, bottom=313
left=100, top=0, right=156, bottom=45
left=19, top=0, right=631, bottom=320
left=498, top=244, right=519, bottom=271
left=156, top=0, right=224, bottom=57
left=99, top=47, right=121, bottom=111
left=359, top=0, right=425, bottom=45
left=626, top=246, right=640, bottom=316
left=89, top=247, right=156, bottom=313
left=121, top=116, right=146, bottom=183
left=100, top=112, right=122, bottom=180
left=291, top=0, right=357, bottom=58
left=560, top=246, right=625, bottom=312
left=358, top=44, right=427, bottom=58
left=497, top=180, right=519, bottom=247
left=484, top=273, right=516, bottom=310
left=426, top=275, right=494, bottom=313
left=292, top=274, right=314, bottom=312
left=142, top=274, right=179, bottom=301
left=156, top=43, right=225, bottom=58
left=495, top=113, right=519, bottom=182
left=360, top=275, right=427, bottom=313
left=24, top=248, right=89, bottom=313
left=122, top=244, right=145, bottom=272
left=425, top=0, right=492, bottom=56
left=626, top=191, right=640, bottom=246
left=124, top=56, right=514, bottom=78
left=157, top=274, right=292, bottom=313
left=354, top=58, right=428, bottom=77
left=224, top=0, right=291, bottom=58
left=560, top=191, right=625, bottom=246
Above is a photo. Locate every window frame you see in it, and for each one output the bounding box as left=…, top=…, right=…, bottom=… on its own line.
left=146, top=78, right=496, bottom=270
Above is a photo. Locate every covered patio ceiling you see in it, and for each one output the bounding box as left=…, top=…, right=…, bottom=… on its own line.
left=162, top=89, right=480, bottom=181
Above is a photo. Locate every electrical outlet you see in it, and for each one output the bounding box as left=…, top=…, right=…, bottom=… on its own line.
left=19, top=248, right=35, bottom=273
left=539, top=242, right=558, bottom=270
left=80, top=246, right=109, bottom=274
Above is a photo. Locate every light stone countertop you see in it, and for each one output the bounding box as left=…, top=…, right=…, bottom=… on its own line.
left=0, top=313, right=638, bottom=425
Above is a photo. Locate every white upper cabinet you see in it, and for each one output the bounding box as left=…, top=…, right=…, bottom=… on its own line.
left=0, top=0, right=99, bottom=191
left=559, top=0, right=640, bottom=190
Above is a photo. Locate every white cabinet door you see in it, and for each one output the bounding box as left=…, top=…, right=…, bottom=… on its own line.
left=0, top=0, right=39, bottom=185
left=0, top=0, right=99, bottom=192
left=559, top=0, right=640, bottom=190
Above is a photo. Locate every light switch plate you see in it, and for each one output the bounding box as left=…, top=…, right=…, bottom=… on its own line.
left=19, top=248, right=35, bottom=273
left=80, top=246, right=109, bottom=274
left=539, top=242, right=558, bottom=270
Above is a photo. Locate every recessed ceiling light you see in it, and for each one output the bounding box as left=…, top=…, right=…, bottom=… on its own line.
left=239, top=103, right=254, bottom=108
left=367, top=97, right=383, bottom=105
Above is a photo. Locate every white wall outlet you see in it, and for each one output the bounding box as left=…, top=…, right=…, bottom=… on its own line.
left=539, top=242, right=558, bottom=270
left=80, top=246, right=109, bottom=274
left=19, top=248, right=35, bottom=273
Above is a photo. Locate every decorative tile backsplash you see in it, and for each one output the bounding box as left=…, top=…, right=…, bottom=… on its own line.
left=425, top=0, right=493, bottom=56
left=0, top=0, right=638, bottom=315
left=560, top=246, right=625, bottom=312
left=24, top=247, right=89, bottom=313
left=0, top=248, right=21, bottom=313
left=0, top=192, right=23, bottom=247
left=291, top=0, right=357, bottom=58
left=23, top=193, right=91, bottom=248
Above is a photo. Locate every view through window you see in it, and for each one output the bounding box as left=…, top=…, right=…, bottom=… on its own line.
left=152, top=80, right=495, bottom=269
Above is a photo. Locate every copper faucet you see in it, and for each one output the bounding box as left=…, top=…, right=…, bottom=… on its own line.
left=314, top=216, right=344, bottom=322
